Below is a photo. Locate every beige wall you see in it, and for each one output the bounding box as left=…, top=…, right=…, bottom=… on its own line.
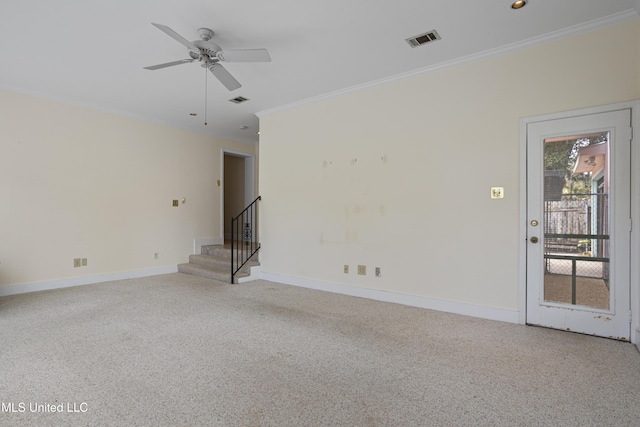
left=259, top=19, right=640, bottom=312
left=0, top=89, right=255, bottom=288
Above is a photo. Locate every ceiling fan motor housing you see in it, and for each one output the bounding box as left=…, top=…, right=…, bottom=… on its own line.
left=193, top=40, right=223, bottom=58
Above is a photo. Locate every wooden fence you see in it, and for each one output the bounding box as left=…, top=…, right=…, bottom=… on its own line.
left=544, top=199, right=590, bottom=236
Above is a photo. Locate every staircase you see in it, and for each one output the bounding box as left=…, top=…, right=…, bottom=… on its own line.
left=177, top=244, right=260, bottom=284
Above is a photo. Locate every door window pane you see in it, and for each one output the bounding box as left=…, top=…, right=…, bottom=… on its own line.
left=542, top=132, right=610, bottom=310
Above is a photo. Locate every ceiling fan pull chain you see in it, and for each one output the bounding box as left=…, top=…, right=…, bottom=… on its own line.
left=204, top=67, right=208, bottom=126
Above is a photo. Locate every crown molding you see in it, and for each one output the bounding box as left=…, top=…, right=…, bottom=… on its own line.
left=258, top=9, right=640, bottom=118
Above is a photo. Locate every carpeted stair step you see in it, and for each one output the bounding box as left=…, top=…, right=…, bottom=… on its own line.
left=201, top=244, right=260, bottom=261
left=177, top=262, right=249, bottom=284
left=177, top=244, right=260, bottom=284
left=187, top=254, right=258, bottom=273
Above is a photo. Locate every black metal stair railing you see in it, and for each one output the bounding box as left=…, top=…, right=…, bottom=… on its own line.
left=231, top=196, right=261, bottom=284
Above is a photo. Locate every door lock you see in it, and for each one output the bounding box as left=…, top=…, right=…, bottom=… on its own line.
left=530, top=236, right=539, bottom=243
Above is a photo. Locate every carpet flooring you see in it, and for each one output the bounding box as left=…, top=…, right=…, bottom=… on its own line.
left=1, top=273, right=639, bottom=426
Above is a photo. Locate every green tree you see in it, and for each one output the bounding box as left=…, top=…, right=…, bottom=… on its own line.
left=544, top=133, right=607, bottom=196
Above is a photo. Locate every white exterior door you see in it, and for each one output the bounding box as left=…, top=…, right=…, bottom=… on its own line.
left=526, top=109, right=632, bottom=340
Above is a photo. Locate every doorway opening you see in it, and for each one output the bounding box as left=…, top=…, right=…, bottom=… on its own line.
left=221, top=150, right=255, bottom=241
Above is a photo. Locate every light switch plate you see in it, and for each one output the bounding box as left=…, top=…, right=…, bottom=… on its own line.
left=490, top=187, right=504, bottom=199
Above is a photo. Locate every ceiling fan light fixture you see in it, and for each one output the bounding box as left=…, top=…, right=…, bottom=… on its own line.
left=511, top=0, right=527, bottom=9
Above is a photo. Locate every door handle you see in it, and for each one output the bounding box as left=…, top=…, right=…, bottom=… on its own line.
left=530, top=236, right=539, bottom=243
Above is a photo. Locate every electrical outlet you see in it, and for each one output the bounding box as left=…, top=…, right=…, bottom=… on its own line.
left=172, top=200, right=179, bottom=207
left=154, top=252, right=160, bottom=260
left=375, top=267, right=381, bottom=277
left=358, top=265, right=366, bottom=275
left=344, top=264, right=349, bottom=274
left=81, top=258, right=87, bottom=266
left=73, top=258, right=81, bottom=268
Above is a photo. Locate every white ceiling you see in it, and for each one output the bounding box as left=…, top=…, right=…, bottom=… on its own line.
left=1, top=1, right=638, bottom=144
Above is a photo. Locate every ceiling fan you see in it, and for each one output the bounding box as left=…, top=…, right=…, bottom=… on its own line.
left=144, top=23, right=271, bottom=91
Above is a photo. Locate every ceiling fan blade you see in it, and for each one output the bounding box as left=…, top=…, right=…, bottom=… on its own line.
left=151, top=23, right=199, bottom=52
left=209, top=63, right=241, bottom=91
left=144, top=59, right=195, bottom=70
left=217, top=49, right=271, bottom=62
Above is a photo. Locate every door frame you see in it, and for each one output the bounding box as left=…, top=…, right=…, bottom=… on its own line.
left=220, top=149, right=256, bottom=241
left=518, top=100, right=640, bottom=346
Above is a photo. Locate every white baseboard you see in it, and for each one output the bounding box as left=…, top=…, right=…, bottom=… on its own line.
left=237, top=265, right=262, bottom=284
left=0, top=266, right=178, bottom=297
left=194, top=237, right=223, bottom=255
left=260, top=272, right=520, bottom=324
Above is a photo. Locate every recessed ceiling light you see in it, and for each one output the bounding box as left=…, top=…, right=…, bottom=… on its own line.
left=511, top=0, right=527, bottom=9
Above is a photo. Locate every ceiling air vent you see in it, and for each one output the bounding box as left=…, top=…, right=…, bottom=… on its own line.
left=406, top=30, right=441, bottom=48
left=229, top=96, right=249, bottom=104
